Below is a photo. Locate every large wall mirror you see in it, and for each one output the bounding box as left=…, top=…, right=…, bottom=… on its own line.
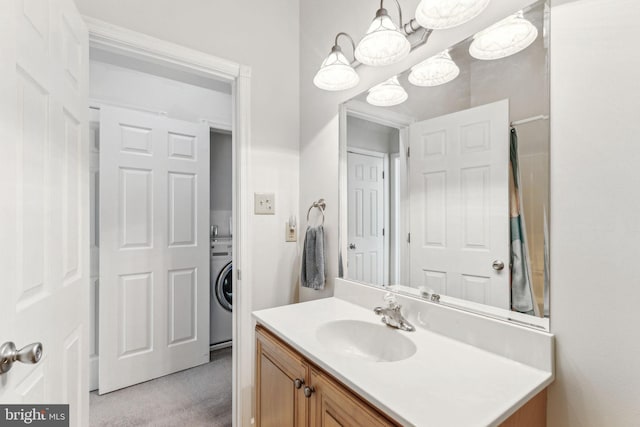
left=339, top=0, right=550, bottom=329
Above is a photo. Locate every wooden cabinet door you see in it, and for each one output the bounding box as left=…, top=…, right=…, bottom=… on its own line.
left=256, top=326, right=309, bottom=427
left=309, top=368, right=397, bottom=427
left=499, top=389, right=547, bottom=427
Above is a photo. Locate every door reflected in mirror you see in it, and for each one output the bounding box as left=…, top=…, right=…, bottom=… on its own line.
left=340, top=0, right=549, bottom=328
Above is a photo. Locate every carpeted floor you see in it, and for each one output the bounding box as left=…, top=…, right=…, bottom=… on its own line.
left=89, top=348, right=232, bottom=427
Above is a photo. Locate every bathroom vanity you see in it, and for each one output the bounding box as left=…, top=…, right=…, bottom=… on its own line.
left=256, top=325, right=398, bottom=426
left=253, top=280, right=554, bottom=427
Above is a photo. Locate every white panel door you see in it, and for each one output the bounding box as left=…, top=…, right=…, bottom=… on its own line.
left=99, top=106, right=210, bottom=394
left=347, top=151, right=385, bottom=286
left=0, top=0, right=89, bottom=425
left=409, top=100, right=510, bottom=309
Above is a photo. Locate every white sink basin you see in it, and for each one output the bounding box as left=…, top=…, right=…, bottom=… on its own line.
left=316, top=319, right=417, bottom=362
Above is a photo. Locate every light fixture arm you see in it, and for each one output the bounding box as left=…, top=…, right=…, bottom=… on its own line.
left=379, top=0, right=425, bottom=36
left=404, top=19, right=424, bottom=35
left=410, top=27, right=432, bottom=49
left=380, top=0, right=404, bottom=29
left=334, top=32, right=356, bottom=57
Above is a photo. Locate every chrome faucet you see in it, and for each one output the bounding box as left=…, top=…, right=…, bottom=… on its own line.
left=373, top=295, right=415, bottom=332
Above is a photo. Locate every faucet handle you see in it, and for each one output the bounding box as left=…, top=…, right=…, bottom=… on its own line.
left=383, top=293, right=399, bottom=308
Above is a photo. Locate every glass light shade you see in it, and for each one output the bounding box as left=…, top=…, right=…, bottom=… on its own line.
left=355, top=10, right=411, bottom=67
left=366, top=76, right=408, bottom=107
left=409, top=50, right=460, bottom=87
left=469, top=11, right=538, bottom=60
left=313, top=47, right=360, bottom=91
left=415, top=0, right=490, bottom=30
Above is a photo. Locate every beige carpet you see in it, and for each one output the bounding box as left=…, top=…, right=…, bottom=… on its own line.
left=90, top=348, right=232, bottom=427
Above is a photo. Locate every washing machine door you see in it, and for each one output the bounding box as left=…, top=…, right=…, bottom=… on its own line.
left=216, top=261, right=232, bottom=311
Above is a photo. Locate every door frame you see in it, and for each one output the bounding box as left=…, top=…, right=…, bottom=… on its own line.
left=389, top=151, right=400, bottom=285
left=84, top=17, right=253, bottom=426
left=338, top=101, right=413, bottom=285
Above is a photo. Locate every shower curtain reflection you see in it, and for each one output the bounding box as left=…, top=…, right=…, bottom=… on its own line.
left=510, top=127, right=544, bottom=316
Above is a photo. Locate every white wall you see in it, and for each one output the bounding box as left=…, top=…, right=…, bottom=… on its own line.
left=548, top=0, right=640, bottom=425
left=301, top=0, right=640, bottom=425
left=90, top=57, right=232, bottom=125
left=347, top=116, right=399, bottom=154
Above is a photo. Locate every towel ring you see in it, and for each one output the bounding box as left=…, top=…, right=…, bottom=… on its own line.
left=307, top=199, right=326, bottom=225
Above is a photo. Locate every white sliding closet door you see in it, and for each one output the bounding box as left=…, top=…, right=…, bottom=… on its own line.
left=0, top=0, right=90, bottom=424
left=99, top=106, right=210, bottom=394
left=409, top=100, right=510, bottom=309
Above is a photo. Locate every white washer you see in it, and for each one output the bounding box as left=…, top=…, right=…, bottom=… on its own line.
left=210, top=238, right=232, bottom=346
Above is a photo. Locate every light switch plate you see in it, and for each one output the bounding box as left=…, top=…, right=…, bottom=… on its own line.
left=254, top=193, right=275, bottom=215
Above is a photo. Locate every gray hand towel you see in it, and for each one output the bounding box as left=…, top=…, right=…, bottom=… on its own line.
left=301, top=225, right=326, bottom=290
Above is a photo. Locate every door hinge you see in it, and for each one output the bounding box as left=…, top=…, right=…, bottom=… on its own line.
left=382, top=171, right=385, bottom=179
left=382, top=228, right=385, bottom=237
left=407, top=146, right=411, bottom=158
left=407, top=233, right=411, bottom=243
left=237, top=269, right=241, bottom=280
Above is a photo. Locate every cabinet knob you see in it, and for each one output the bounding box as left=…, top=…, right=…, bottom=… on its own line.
left=303, top=385, right=315, bottom=398
left=294, top=378, right=304, bottom=389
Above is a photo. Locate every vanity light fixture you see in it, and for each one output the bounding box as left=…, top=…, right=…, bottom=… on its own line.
left=469, top=11, right=538, bottom=60
left=366, top=76, right=408, bottom=107
left=314, top=0, right=431, bottom=92
left=415, top=0, right=491, bottom=30
left=313, top=33, right=360, bottom=91
left=313, top=0, right=495, bottom=91
left=355, top=1, right=411, bottom=67
left=408, top=49, right=460, bottom=87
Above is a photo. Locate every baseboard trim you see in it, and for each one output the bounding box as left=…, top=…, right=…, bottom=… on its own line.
left=210, top=341, right=232, bottom=352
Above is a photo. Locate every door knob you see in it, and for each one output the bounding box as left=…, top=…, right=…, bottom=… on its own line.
left=0, top=342, right=43, bottom=375
left=492, top=260, right=505, bottom=271
left=294, top=378, right=304, bottom=389
left=348, top=243, right=356, bottom=250
left=303, top=385, right=315, bottom=398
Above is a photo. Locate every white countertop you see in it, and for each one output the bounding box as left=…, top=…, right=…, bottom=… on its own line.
left=253, top=297, right=553, bottom=427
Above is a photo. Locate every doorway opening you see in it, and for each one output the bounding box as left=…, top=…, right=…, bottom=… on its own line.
left=85, top=18, right=252, bottom=426
left=341, top=105, right=410, bottom=289
left=209, top=129, right=233, bottom=352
